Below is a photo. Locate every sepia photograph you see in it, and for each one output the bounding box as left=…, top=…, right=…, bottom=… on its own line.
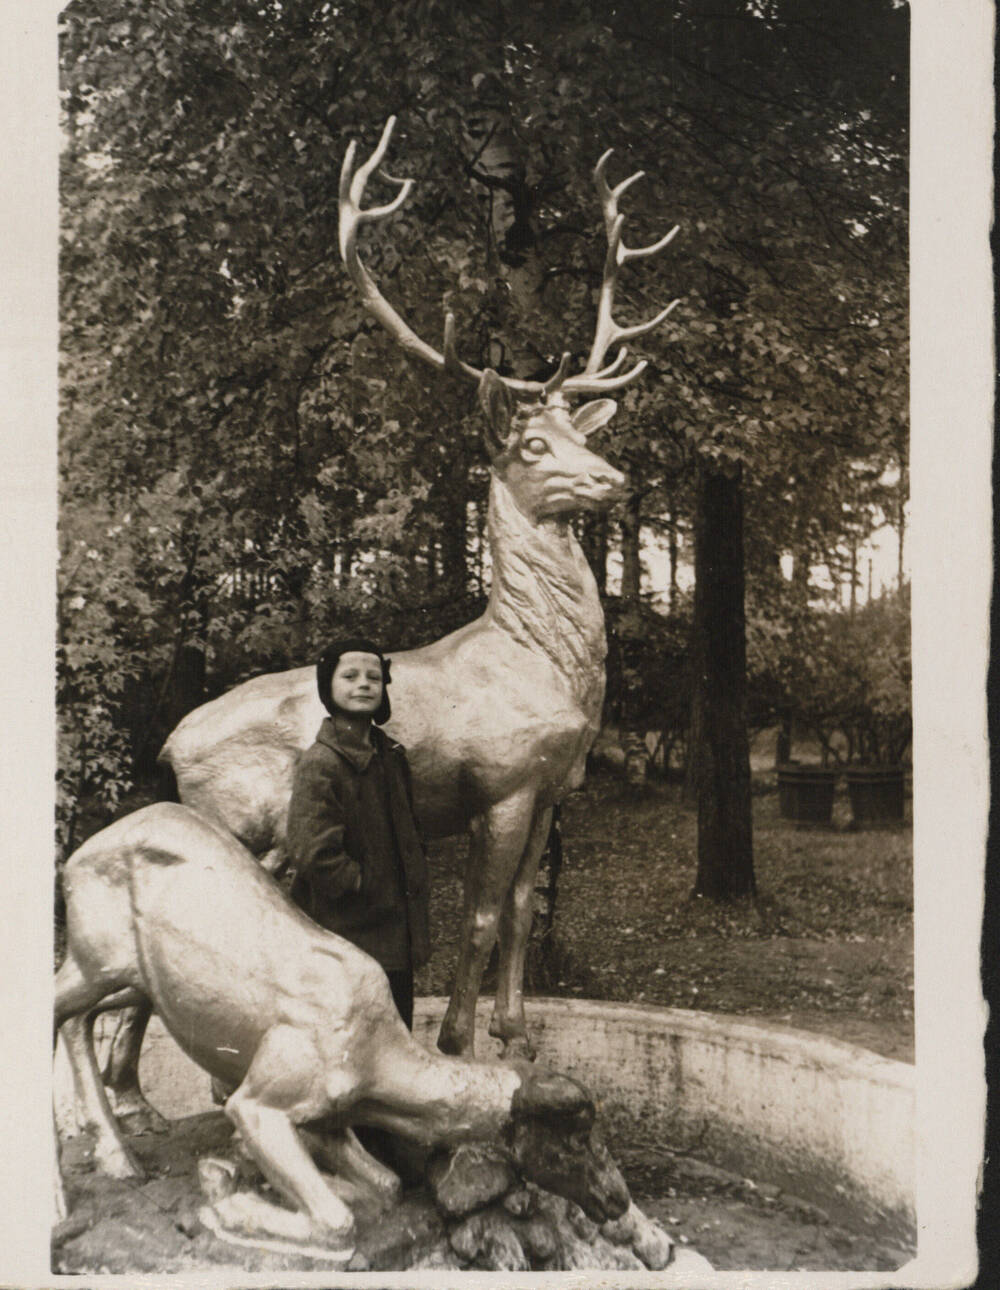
left=0, top=0, right=990, bottom=1284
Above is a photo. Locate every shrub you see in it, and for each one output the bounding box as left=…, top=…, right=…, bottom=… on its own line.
left=786, top=585, right=911, bottom=766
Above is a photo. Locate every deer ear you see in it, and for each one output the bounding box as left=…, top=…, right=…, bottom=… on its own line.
left=572, top=399, right=617, bottom=438
left=478, top=370, right=515, bottom=458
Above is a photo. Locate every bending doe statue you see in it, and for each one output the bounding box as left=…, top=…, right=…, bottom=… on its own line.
left=55, top=804, right=630, bottom=1257
left=137, top=120, right=678, bottom=1072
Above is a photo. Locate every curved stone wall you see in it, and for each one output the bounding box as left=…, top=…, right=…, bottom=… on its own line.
left=413, top=998, right=915, bottom=1242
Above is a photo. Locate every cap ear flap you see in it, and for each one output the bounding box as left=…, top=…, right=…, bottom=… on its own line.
left=478, top=370, right=515, bottom=458
left=572, top=398, right=617, bottom=438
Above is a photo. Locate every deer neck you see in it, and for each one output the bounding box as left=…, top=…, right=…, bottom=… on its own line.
left=485, top=476, right=606, bottom=705
left=369, top=1043, right=524, bottom=1145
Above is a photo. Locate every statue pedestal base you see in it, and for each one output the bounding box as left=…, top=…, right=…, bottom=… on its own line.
left=196, top=1153, right=357, bottom=1265
left=197, top=1201, right=354, bottom=1266
left=54, top=1110, right=720, bottom=1274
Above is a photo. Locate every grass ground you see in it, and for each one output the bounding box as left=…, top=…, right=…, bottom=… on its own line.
left=417, top=771, right=914, bottom=1063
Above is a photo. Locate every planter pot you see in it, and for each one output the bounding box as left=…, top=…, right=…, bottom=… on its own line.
left=846, top=765, right=906, bottom=826
left=777, top=763, right=838, bottom=824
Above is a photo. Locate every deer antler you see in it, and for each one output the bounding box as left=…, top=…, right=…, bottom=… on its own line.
left=339, top=119, right=680, bottom=400
left=581, top=150, right=680, bottom=382
left=339, top=117, right=479, bottom=382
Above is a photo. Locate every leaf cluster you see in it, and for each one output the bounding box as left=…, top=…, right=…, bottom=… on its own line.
left=58, top=0, right=909, bottom=832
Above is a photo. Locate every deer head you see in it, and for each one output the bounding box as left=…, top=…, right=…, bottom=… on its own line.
left=506, top=1070, right=630, bottom=1223
left=477, top=371, right=625, bottom=522
left=339, top=116, right=679, bottom=453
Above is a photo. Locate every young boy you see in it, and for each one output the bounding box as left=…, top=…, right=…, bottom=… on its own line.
left=286, top=638, right=429, bottom=1028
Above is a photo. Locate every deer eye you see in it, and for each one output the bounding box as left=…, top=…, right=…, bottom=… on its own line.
left=524, top=437, right=548, bottom=456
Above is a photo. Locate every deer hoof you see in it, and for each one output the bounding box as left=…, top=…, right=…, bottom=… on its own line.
left=198, top=1156, right=239, bottom=1203
left=436, top=1024, right=470, bottom=1058
left=499, top=1036, right=537, bottom=1063
left=106, top=1087, right=170, bottom=1135
left=93, top=1136, right=144, bottom=1180
left=199, top=1191, right=355, bottom=1263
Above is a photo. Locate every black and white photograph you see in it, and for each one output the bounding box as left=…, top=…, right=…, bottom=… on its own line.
left=0, top=0, right=991, bottom=1284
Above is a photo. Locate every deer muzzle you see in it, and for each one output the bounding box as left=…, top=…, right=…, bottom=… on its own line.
left=576, top=465, right=627, bottom=508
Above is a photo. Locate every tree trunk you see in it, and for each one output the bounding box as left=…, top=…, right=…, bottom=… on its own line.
left=682, top=672, right=701, bottom=805
left=690, top=463, right=755, bottom=901
left=667, top=509, right=679, bottom=611
left=619, top=492, right=642, bottom=600
left=469, top=495, right=486, bottom=597
left=167, top=643, right=206, bottom=731
left=579, top=513, right=609, bottom=594
left=849, top=539, right=858, bottom=615
left=437, top=461, right=469, bottom=595
left=619, top=491, right=649, bottom=787
left=897, top=489, right=906, bottom=589
left=337, top=539, right=355, bottom=591
left=775, top=709, right=792, bottom=766
left=425, top=534, right=438, bottom=593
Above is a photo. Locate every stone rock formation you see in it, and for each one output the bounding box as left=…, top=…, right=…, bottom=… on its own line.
left=197, top=1129, right=709, bottom=1273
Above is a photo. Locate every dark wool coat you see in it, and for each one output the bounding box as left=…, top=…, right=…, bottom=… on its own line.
left=286, top=720, right=430, bottom=971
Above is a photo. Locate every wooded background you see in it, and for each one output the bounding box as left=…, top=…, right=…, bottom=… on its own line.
left=57, top=0, right=910, bottom=896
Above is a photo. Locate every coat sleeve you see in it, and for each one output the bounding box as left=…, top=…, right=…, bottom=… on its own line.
left=286, top=751, right=362, bottom=899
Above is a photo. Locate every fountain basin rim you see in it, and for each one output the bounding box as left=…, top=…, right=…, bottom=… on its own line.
left=413, top=995, right=915, bottom=1243
left=416, top=995, right=914, bottom=1084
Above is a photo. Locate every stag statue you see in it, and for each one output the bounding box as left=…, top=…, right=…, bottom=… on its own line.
left=56, top=803, right=631, bottom=1257
left=99, top=118, right=677, bottom=1115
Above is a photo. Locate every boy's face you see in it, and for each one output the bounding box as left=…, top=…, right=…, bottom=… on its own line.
left=330, top=651, right=383, bottom=716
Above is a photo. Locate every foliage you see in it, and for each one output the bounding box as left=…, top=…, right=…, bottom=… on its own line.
left=57, top=494, right=174, bottom=852
left=57, top=0, right=908, bottom=846
left=766, top=584, right=911, bottom=766
left=604, top=593, right=693, bottom=768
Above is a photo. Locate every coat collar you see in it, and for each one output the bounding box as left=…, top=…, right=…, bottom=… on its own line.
left=315, top=718, right=401, bottom=772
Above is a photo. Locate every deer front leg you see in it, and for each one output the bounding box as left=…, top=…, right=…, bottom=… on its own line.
left=303, top=1126, right=401, bottom=1216
left=438, top=790, right=535, bottom=1058
left=489, top=804, right=553, bottom=1059
left=224, top=1025, right=355, bottom=1243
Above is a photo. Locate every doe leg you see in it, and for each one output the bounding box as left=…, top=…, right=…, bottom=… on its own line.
left=224, top=1026, right=355, bottom=1242
left=304, top=1126, right=401, bottom=1215
left=489, top=804, right=553, bottom=1058
left=55, top=957, right=142, bottom=1180
left=101, top=1001, right=169, bottom=1133
left=438, top=790, right=535, bottom=1058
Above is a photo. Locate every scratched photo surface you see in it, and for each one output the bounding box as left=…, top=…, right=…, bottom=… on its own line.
left=4, top=0, right=987, bottom=1285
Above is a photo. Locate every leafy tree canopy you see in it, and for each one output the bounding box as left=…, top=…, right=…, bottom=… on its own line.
left=58, top=0, right=908, bottom=845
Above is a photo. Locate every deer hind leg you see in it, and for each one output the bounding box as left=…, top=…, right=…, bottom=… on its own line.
left=223, top=1024, right=355, bottom=1244
left=302, top=1126, right=401, bottom=1217
left=489, top=804, right=553, bottom=1059
left=99, top=1000, right=169, bottom=1134
left=438, top=789, right=536, bottom=1058
left=55, top=955, right=144, bottom=1180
